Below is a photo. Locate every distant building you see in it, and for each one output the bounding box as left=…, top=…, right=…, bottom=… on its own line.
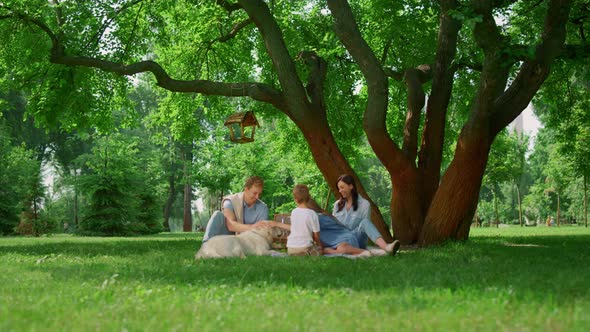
left=509, top=112, right=524, bottom=137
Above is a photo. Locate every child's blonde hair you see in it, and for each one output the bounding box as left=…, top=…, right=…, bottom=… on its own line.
left=293, top=184, right=311, bottom=204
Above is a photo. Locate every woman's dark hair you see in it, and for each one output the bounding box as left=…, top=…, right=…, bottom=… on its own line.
left=306, top=199, right=328, bottom=214
left=336, top=174, right=358, bottom=212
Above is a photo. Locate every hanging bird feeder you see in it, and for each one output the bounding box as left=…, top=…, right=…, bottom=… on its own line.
left=224, top=111, right=259, bottom=143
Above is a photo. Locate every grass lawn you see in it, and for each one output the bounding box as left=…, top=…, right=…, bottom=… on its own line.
left=1, top=226, right=589, bottom=331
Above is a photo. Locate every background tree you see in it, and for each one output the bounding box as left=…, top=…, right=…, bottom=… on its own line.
left=544, top=145, right=573, bottom=226
left=75, top=133, right=164, bottom=236
left=0, top=124, right=48, bottom=234
left=523, top=128, right=554, bottom=223
left=534, top=61, right=589, bottom=226
left=479, top=131, right=529, bottom=226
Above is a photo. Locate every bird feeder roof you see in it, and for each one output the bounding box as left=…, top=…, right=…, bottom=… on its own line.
left=224, top=111, right=259, bottom=127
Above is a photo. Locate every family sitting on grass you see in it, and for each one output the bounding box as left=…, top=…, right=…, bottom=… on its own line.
left=198, top=175, right=400, bottom=258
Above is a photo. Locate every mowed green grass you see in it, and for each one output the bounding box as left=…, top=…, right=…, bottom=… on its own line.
left=1, top=226, right=589, bottom=331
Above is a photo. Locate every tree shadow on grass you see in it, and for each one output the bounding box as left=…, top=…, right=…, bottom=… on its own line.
left=3, top=233, right=589, bottom=304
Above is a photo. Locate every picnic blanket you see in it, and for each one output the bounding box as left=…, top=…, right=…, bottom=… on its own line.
left=269, top=247, right=387, bottom=259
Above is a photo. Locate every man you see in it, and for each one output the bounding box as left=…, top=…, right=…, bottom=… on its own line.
left=202, top=176, right=270, bottom=242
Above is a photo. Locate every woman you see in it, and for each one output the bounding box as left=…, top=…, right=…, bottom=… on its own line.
left=332, top=174, right=400, bottom=256
left=306, top=199, right=370, bottom=257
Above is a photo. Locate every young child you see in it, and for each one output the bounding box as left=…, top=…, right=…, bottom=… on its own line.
left=287, top=184, right=323, bottom=256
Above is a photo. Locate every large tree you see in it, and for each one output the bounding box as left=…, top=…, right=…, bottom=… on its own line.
left=0, top=0, right=582, bottom=245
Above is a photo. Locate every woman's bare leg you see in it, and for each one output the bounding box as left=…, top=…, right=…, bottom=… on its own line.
left=336, top=243, right=369, bottom=255
left=323, top=247, right=340, bottom=255
left=325, top=243, right=371, bottom=256
left=375, top=237, right=388, bottom=250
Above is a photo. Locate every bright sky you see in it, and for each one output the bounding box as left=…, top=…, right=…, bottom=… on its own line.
left=522, top=103, right=542, bottom=136
left=513, top=103, right=543, bottom=153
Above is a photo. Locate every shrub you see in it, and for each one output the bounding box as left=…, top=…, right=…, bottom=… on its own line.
left=0, top=133, right=44, bottom=235
left=15, top=211, right=56, bottom=236
left=75, top=134, right=164, bottom=236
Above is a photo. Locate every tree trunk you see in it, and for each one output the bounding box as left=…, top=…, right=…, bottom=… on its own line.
left=516, top=183, right=523, bottom=227
left=584, top=174, right=588, bottom=228
left=163, top=173, right=177, bottom=232
left=33, top=198, right=38, bottom=221
left=493, top=188, right=499, bottom=227
left=418, top=0, right=462, bottom=212
left=298, top=118, right=393, bottom=242
left=419, top=133, right=490, bottom=245
left=557, top=192, right=561, bottom=227
left=182, top=148, right=193, bottom=232
left=74, top=175, right=79, bottom=225
left=390, top=165, right=424, bottom=244
left=183, top=182, right=192, bottom=232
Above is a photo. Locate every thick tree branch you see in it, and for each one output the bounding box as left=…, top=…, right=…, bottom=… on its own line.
left=202, top=18, right=253, bottom=64
left=51, top=52, right=285, bottom=108
left=417, top=0, right=461, bottom=210
left=297, top=51, right=327, bottom=111
left=328, top=0, right=406, bottom=241
left=467, top=0, right=511, bottom=133
left=327, top=0, right=406, bottom=172
left=560, top=44, right=590, bottom=59
left=403, top=65, right=431, bottom=162
left=216, top=0, right=243, bottom=13
left=473, top=1, right=503, bottom=50
left=238, top=0, right=309, bottom=119
left=216, top=18, right=253, bottom=43
left=491, top=0, right=572, bottom=135
left=1, top=4, right=285, bottom=110
left=450, top=61, right=483, bottom=72
left=383, top=67, right=404, bottom=81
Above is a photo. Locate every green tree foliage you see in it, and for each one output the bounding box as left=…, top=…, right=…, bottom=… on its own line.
left=522, top=125, right=584, bottom=226
left=76, top=134, right=163, bottom=236
left=0, top=128, right=22, bottom=233
left=0, top=124, right=46, bottom=234
left=535, top=63, right=590, bottom=226
left=479, top=130, right=529, bottom=225
left=0, top=89, right=50, bottom=160
left=523, top=128, right=554, bottom=222
left=529, top=0, right=589, bottom=225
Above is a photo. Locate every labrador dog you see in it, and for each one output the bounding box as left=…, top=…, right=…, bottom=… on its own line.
left=195, top=226, right=287, bottom=259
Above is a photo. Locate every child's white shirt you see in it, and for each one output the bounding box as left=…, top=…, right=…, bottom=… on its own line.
left=287, top=207, right=320, bottom=248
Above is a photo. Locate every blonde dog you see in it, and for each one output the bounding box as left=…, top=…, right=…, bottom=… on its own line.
left=195, top=226, right=287, bottom=259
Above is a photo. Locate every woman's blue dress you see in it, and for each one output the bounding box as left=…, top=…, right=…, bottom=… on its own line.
left=318, top=213, right=359, bottom=248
